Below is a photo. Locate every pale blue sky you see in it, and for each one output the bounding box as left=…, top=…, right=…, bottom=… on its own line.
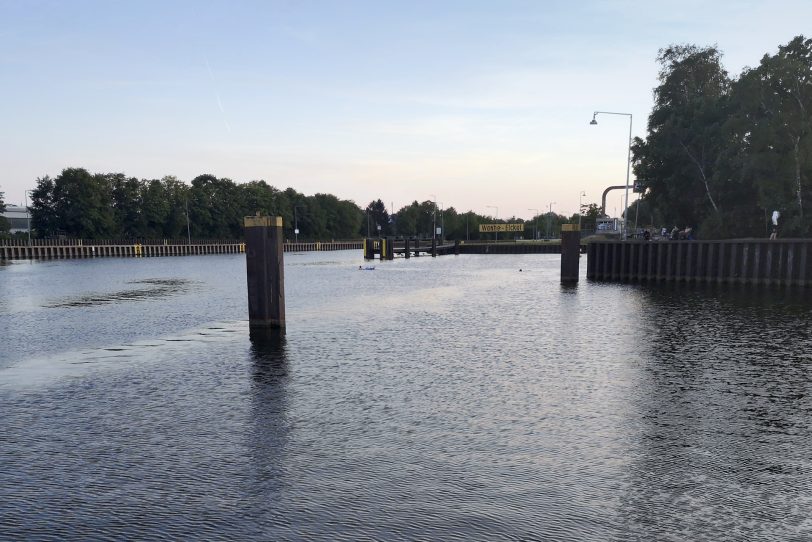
left=2, top=0, right=810, bottom=218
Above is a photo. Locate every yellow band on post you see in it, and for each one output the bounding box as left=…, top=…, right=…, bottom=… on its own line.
left=244, top=216, right=283, bottom=228
left=561, top=224, right=581, bottom=232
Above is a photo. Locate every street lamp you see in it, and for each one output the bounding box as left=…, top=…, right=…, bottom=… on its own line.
left=547, top=202, right=556, bottom=239
left=438, top=202, right=444, bottom=241
left=578, top=191, right=586, bottom=230
left=591, top=110, right=633, bottom=240
left=24, top=190, right=32, bottom=244
left=294, top=205, right=305, bottom=243
left=486, top=205, right=498, bottom=243
left=527, top=208, right=539, bottom=240
left=429, top=194, right=437, bottom=242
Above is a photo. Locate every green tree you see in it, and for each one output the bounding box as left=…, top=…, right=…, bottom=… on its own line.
left=334, top=199, right=363, bottom=239
left=108, top=173, right=145, bottom=237
left=393, top=201, right=418, bottom=236
left=32, top=168, right=115, bottom=238
left=241, top=181, right=283, bottom=218
left=160, top=176, right=191, bottom=239
left=140, top=179, right=171, bottom=238
left=727, top=35, right=812, bottom=236
left=30, top=176, right=58, bottom=237
left=633, top=44, right=730, bottom=235
left=309, top=193, right=362, bottom=239
left=189, top=174, right=243, bottom=238
left=364, top=199, right=390, bottom=236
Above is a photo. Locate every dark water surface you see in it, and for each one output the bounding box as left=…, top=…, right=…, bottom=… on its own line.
left=1, top=252, right=811, bottom=541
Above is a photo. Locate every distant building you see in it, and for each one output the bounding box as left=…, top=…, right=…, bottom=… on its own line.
left=2, top=204, right=30, bottom=234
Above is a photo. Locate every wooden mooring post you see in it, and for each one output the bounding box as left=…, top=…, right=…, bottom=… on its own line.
left=560, top=224, right=580, bottom=283
left=363, top=238, right=376, bottom=260
left=244, top=216, right=285, bottom=329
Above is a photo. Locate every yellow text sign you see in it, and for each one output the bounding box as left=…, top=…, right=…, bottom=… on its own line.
left=479, top=223, right=525, bottom=233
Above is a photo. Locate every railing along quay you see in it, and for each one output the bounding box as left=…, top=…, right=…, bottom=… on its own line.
left=0, top=240, right=362, bottom=260
left=587, top=239, right=811, bottom=287
left=363, top=237, right=578, bottom=259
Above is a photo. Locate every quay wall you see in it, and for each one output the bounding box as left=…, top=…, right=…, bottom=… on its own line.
left=459, top=242, right=561, bottom=254
left=0, top=241, right=362, bottom=260
left=587, top=239, right=811, bottom=287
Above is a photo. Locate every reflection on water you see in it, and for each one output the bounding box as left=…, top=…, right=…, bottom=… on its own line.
left=44, top=278, right=195, bottom=307
left=615, top=284, right=812, bottom=540
left=1, top=252, right=811, bottom=540
left=245, top=330, right=291, bottom=531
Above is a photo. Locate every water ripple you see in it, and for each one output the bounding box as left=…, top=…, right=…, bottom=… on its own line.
left=1, top=254, right=811, bottom=540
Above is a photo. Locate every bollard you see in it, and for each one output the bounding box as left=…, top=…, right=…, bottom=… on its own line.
left=385, top=237, right=395, bottom=260
left=363, top=238, right=375, bottom=260
left=454, top=239, right=460, bottom=255
left=560, top=224, right=580, bottom=283
left=431, top=237, right=437, bottom=257
left=404, top=238, right=411, bottom=259
left=244, top=215, right=286, bottom=329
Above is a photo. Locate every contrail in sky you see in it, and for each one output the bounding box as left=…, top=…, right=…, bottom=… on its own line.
left=205, top=56, right=232, bottom=133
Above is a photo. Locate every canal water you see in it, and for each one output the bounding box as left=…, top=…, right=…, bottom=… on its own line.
left=1, top=252, right=811, bottom=541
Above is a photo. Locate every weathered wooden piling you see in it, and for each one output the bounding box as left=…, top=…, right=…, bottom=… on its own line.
left=431, top=237, right=437, bottom=257
left=244, top=216, right=286, bottom=329
left=363, top=238, right=375, bottom=260
left=560, top=224, right=580, bottom=283
left=454, top=239, right=460, bottom=255
left=384, top=237, right=394, bottom=260
left=404, top=238, right=411, bottom=258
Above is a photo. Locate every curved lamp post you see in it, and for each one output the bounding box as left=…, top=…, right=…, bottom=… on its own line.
left=429, top=194, right=437, bottom=242
left=578, top=191, right=586, bottom=230
left=591, top=110, right=632, bottom=240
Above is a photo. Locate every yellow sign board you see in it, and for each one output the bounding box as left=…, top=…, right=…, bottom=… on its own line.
left=479, top=223, right=525, bottom=233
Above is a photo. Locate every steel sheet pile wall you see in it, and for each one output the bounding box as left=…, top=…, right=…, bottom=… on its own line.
left=587, top=240, right=810, bottom=287
left=1, top=241, right=362, bottom=260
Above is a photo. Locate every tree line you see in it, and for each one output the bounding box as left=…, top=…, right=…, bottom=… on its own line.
left=366, top=198, right=596, bottom=240
left=7, top=170, right=591, bottom=241
left=24, top=169, right=363, bottom=240
left=631, top=35, right=812, bottom=238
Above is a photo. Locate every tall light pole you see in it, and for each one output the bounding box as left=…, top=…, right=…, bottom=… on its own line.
left=486, top=205, right=498, bottom=243
left=591, top=110, right=633, bottom=239
left=429, top=194, right=437, bottom=242
left=439, top=202, right=444, bottom=241
left=24, top=190, right=32, bottom=245
left=185, top=198, right=191, bottom=244
left=527, top=208, right=539, bottom=240
left=294, top=205, right=305, bottom=243
left=578, top=191, right=586, bottom=230
left=547, top=202, right=556, bottom=239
